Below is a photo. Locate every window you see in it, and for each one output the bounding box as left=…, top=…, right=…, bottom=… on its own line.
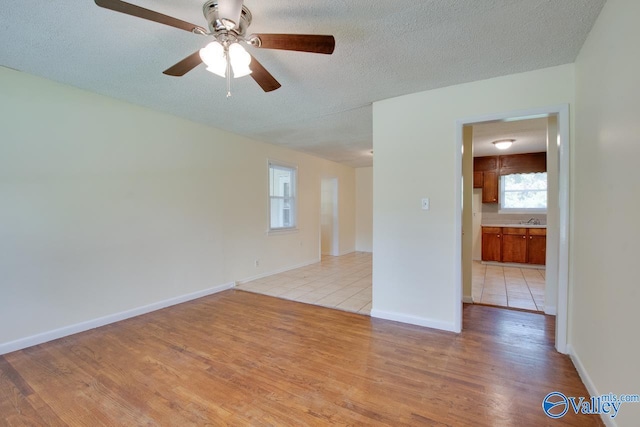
left=500, top=172, right=547, bottom=212
left=269, top=161, right=297, bottom=231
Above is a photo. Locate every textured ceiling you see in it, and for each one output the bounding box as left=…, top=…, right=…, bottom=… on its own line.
left=473, top=117, right=548, bottom=157
left=0, top=0, right=605, bottom=167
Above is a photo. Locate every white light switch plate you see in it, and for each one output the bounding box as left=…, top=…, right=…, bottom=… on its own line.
left=421, top=198, right=430, bottom=210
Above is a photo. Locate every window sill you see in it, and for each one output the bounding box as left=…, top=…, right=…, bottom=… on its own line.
left=267, top=228, right=299, bottom=236
left=498, top=209, right=547, bottom=214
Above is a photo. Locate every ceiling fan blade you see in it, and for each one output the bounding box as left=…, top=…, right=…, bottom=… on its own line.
left=252, top=34, right=335, bottom=54
left=94, top=0, right=202, bottom=33
left=163, top=51, right=203, bottom=77
left=249, top=55, right=281, bottom=92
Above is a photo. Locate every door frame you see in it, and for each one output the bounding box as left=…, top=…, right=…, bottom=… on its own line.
left=453, top=104, right=570, bottom=353
left=320, top=177, right=340, bottom=256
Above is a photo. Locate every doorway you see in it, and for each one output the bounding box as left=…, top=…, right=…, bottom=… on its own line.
left=455, top=105, right=570, bottom=353
left=320, top=178, right=339, bottom=256
left=469, top=117, right=549, bottom=312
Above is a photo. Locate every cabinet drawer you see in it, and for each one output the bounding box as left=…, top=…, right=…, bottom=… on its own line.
left=482, top=227, right=501, bottom=234
left=529, top=228, right=547, bottom=236
left=503, top=227, right=527, bottom=235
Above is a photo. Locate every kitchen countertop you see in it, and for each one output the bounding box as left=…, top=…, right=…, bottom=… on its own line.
left=481, top=224, right=547, bottom=229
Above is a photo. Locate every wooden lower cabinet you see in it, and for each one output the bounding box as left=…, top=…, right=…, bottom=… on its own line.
left=502, top=228, right=528, bottom=263
left=481, top=227, right=502, bottom=262
left=527, top=228, right=547, bottom=265
left=482, top=226, right=546, bottom=265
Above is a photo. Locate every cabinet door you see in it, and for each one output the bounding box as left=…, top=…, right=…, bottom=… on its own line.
left=474, top=156, right=498, bottom=171
left=482, top=171, right=499, bottom=203
left=502, top=232, right=527, bottom=263
left=482, top=230, right=502, bottom=262
left=473, top=171, right=483, bottom=188
left=528, top=235, right=546, bottom=265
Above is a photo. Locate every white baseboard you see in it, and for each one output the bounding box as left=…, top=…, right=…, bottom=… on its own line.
left=568, top=345, right=617, bottom=427
left=338, top=249, right=355, bottom=256
left=462, top=296, right=474, bottom=304
left=0, top=282, right=235, bottom=356
left=545, top=305, right=557, bottom=315
left=370, top=309, right=457, bottom=332
left=238, top=258, right=321, bottom=284
left=481, top=261, right=545, bottom=270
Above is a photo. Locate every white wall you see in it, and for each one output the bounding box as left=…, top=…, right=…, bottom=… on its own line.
left=0, top=67, right=355, bottom=350
left=572, top=0, right=640, bottom=425
left=372, top=64, right=574, bottom=331
left=355, top=167, right=373, bottom=252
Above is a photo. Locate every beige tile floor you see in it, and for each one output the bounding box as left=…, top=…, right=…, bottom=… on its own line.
left=472, top=261, right=545, bottom=312
left=237, top=252, right=372, bottom=315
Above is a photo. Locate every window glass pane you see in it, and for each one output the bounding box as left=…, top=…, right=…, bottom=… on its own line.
left=270, top=197, right=294, bottom=228
left=269, top=162, right=297, bottom=230
left=502, top=172, right=547, bottom=209
left=270, top=166, right=293, bottom=197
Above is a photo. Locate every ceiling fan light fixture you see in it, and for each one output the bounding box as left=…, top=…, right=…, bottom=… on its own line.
left=200, top=41, right=226, bottom=76
left=492, top=139, right=515, bottom=150
left=229, top=43, right=252, bottom=77
left=216, top=0, right=243, bottom=30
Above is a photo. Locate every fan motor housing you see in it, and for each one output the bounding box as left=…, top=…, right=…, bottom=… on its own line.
left=203, top=1, right=252, bottom=36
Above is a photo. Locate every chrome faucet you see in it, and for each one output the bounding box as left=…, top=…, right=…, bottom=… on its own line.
left=526, top=218, right=541, bottom=225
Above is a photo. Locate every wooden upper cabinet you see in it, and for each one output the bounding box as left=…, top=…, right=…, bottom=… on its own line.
left=499, top=152, right=547, bottom=175
left=473, top=171, right=483, bottom=188
left=474, top=156, right=499, bottom=203
left=481, top=171, right=498, bottom=203
left=474, top=152, right=546, bottom=204
left=474, top=156, right=498, bottom=172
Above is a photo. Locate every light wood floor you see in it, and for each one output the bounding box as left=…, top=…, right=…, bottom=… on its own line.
left=1, top=291, right=601, bottom=426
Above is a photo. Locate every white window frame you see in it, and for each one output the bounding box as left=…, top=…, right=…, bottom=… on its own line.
left=268, top=160, right=298, bottom=233
left=499, top=172, right=548, bottom=214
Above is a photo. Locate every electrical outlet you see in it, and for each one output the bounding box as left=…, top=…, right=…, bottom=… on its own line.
left=254, top=259, right=260, bottom=267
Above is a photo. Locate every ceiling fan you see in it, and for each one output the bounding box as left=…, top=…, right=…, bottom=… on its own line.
left=94, top=0, right=335, bottom=95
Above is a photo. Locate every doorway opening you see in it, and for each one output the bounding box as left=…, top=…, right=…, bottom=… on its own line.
left=469, top=117, right=549, bottom=312
left=320, top=178, right=339, bottom=256
left=455, top=105, right=569, bottom=353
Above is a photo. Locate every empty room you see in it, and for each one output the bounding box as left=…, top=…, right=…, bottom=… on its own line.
left=1, top=0, right=639, bottom=425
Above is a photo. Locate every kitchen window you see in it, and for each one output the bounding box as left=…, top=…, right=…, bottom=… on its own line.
left=500, top=172, right=547, bottom=212
left=269, top=161, right=297, bottom=231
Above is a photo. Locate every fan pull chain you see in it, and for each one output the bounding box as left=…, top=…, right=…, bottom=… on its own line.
left=225, top=49, right=232, bottom=98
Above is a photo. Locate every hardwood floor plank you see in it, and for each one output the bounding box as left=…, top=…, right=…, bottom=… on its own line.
left=1, top=290, right=603, bottom=426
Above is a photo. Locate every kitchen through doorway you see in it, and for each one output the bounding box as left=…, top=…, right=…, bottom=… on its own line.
left=470, top=117, right=549, bottom=313
left=456, top=105, right=570, bottom=353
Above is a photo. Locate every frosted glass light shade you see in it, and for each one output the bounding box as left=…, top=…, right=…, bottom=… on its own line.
left=199, top=42, right=226, bottom=77
left=493, top=139, right=515, bottom=150
left=229, top=43, right=252, bottom=78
